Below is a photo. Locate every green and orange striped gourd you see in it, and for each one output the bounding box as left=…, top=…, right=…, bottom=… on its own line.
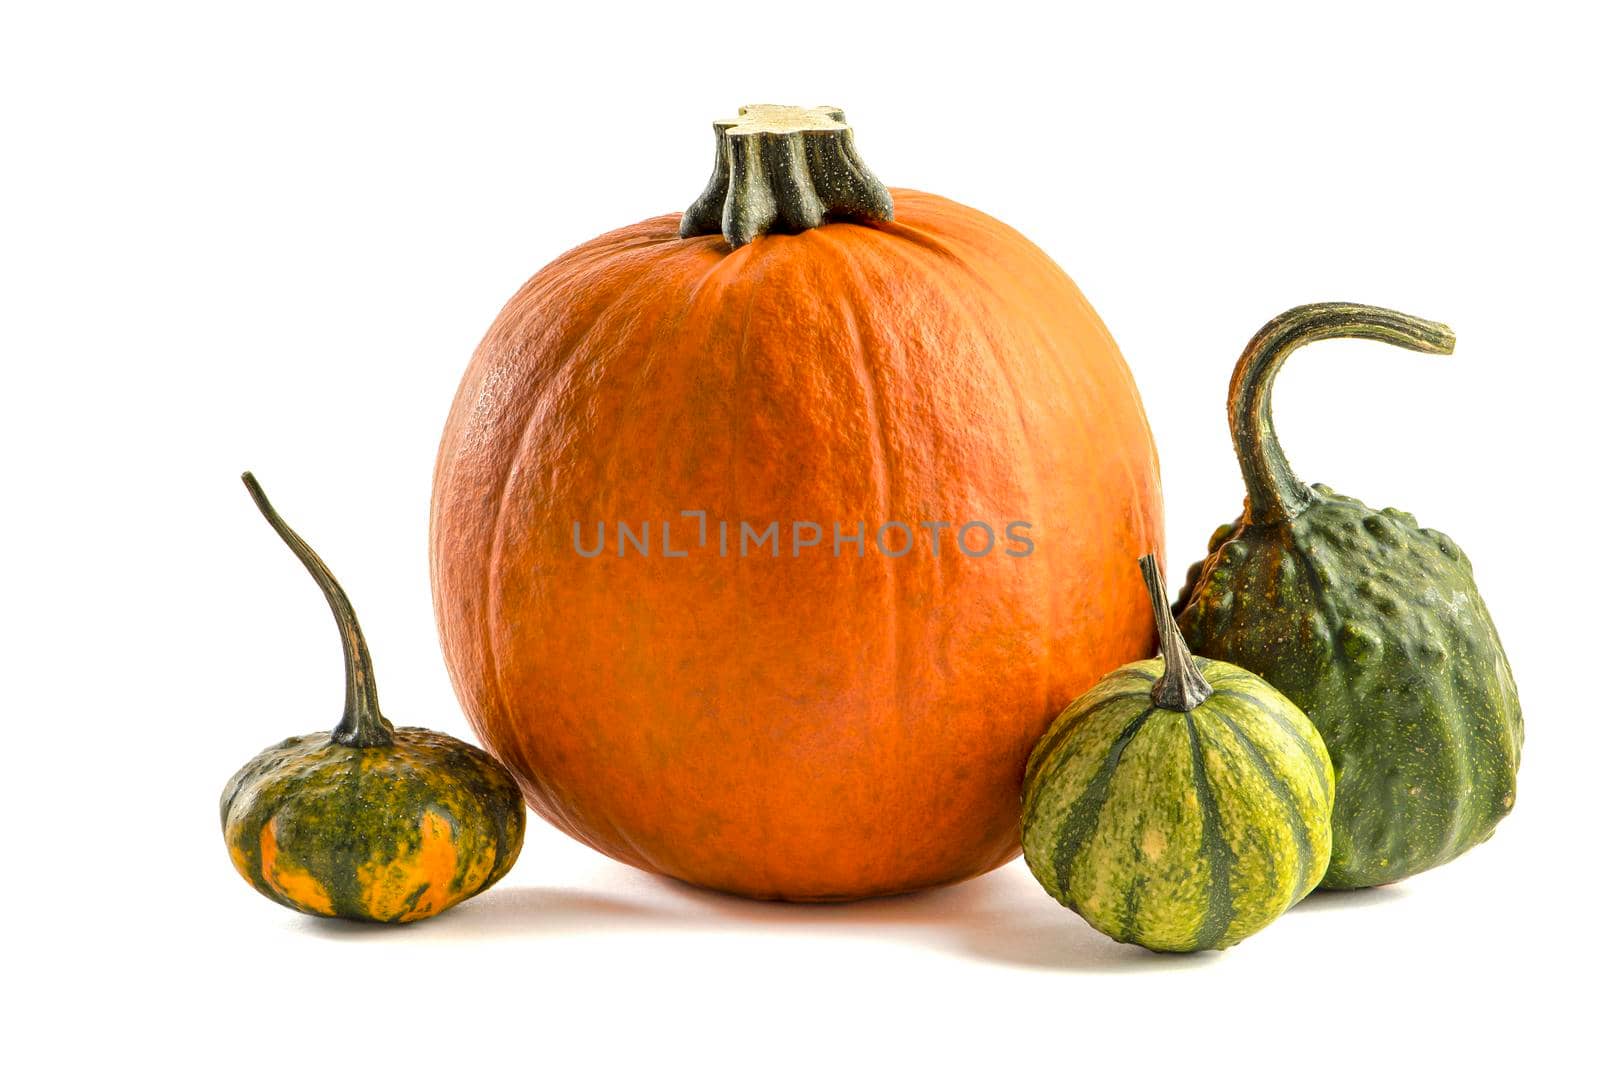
left=1022, top=555, right=1333, bottom=952
left=222, top=474, right=526, bottom=923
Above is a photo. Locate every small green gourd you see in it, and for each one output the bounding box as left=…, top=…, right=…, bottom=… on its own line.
left=1022, top=555, right=1333, bottom=952
left=222, top=473, right=526, bottom=922
left=1174, top=303, right=1523, bottom=889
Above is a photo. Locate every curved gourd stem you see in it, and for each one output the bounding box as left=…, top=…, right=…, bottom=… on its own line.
left=241, top=472, right=393, bottom=748
left=1139, top=554, right=1212, bottom=712
left=1229, top=302, right=1456, bottom=525
left=680, top=104, right=894, bottom=248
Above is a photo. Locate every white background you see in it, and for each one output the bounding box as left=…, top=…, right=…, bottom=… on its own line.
left=5, top=1, right=1595, bottom=1063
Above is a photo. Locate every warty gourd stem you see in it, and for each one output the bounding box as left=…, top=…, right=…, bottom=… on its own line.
left=1228, top=302, right=1456, bottom=525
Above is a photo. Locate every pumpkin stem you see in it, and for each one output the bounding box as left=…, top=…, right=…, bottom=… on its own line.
left=1139, top=554, right=1212, bottom=712
left=1229, top=303, right=1456, bottom=525
left=241, top=472, right=394, bottom=748
left=680, top=105, right=894, bottom=249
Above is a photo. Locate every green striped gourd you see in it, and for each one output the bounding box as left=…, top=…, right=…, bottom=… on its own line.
left=1022, top=555, right=1334, bottom=952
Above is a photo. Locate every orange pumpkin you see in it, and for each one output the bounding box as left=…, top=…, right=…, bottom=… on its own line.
left=430, top=106, right=1162, bottom=900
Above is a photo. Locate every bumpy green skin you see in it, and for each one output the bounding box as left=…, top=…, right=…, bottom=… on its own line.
left=221, top=727, right=526, bottom=922
left=1175, top=484, right=1523, bottom=888
left=1022, top=659, right=1333, bottom=952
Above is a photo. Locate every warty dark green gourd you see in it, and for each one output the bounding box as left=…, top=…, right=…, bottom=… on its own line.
left=1174, top=304, right=1522, bottom=889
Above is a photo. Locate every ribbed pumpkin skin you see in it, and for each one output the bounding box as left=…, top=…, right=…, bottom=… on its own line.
left=1022, top=659, right=1333, bottom=950
left=221, top=728, right=526, bottom=922
left=431, top=190, right=1163, bottom=900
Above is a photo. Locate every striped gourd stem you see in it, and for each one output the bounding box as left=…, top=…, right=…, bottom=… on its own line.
left=1138, top=553, right=1212, bottom=712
